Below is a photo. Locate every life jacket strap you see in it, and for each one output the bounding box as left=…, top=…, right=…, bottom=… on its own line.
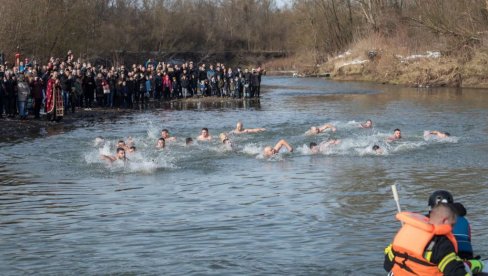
left=392, top=248, right=437, bottom=269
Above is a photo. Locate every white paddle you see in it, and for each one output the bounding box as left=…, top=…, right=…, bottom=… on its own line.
left=391, top=184, right=403, bottom=225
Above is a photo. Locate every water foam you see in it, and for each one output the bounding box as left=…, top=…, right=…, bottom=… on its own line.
left=85, top=136, right=177, bottom=173
left=83, top=119, right=460, bottom=171
left=242, top=143, right=262, bottom=156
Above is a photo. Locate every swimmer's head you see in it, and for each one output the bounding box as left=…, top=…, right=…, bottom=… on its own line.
left=161, top=129, right=169, bottom=138
left=185, top=137, right=193, bottom=145
left=223, top=138, right=232, bottom=146
left=129, top=146, right=136, bottom=153
left=393, top=129, right=401, bottom=139
left=309, top=142, right=319, bottom=154
left=310, top=126, right=319, bottom=134
left=116, top=147, right=126, bottom=159
left=201, top=128, right=209, bottom=137
left=236, top=121, right=243, bottom=131
left=263, top=146, right=275, bottom=157
left=94, top=136, right=105, bottom=147
left=117, top=140, right=126, bottom=147
left=156, top=138, right=165, bottom=149
left=444, top=132, right=450, bottom=137
left=363, top=119, right=372, bottom=128
left=372, top=144, right=383, bottom=154
left=219, top=133, right=228, bottom=143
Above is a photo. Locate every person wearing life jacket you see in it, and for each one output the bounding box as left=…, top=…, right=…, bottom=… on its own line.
left=428, top=190, right=474, bottom=260
left=451, top=203, right=473, bottom=260
left=384, top=203, right=472, bottom=275
left=427, top=191, right=485, bottom=274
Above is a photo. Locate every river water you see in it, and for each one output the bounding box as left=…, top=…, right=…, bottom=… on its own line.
left=1, top=77, right=487, bottom=275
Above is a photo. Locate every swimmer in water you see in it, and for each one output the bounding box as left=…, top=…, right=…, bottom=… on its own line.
left=263, top=139, right=293, bottom=157
left=128, top=146, right=136, bottom=153
left=197, top=128, right=212, bottom=141
left=425, top=130, right=451, bottom=139
left=372, top=144, right=383, bottom=154
left=117, top=140, right=130, bottom=151
left=219, top=133, right=234, bottom=150
left=156, top=138, right=165, bottom=149
left=126, top=136, right=134, bottom=147
left=219, top=133, right=229, bottom=143
left=387, top=128, right=402, bottom=142
left=185, top=137, right=193, bottom=145
left=309, top=139, right=341, bottom=154
left=161, top=129, right=177, bottom=142
left=231, top=121, right=265, bottom=134
left=305, top=123, right=337, bottom=135
left=360, top=119, right=373, bottom=128
left=94, top=136, right=105, bottom=147
left=100, top=147, right=128, bottom=163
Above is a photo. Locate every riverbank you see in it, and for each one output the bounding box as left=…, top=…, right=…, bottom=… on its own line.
left=263, top=45, right=488, bottom=89
left=325, top=49, right=488, bottom=89
left=0, top=108, right=133, bottom=143
left=0, top=97, right=261, bottom=143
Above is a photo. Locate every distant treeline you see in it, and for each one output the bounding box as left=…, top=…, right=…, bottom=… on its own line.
left=1, top=0, right=487, bottom=64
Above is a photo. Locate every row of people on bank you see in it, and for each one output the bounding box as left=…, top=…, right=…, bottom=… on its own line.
left=0, top=51, right=264, bottom=119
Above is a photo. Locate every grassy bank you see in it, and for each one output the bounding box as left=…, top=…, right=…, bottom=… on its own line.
left=263, top=36, right=488, bottom=89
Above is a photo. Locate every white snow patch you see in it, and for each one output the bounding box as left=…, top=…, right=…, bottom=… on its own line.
left=332, top=50, right=352, bottom=60
left=337, top=59, right=368, bottom=68
left=396, top=51, right=441, bottom=63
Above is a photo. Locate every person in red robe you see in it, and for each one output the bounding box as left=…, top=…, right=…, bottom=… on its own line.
left=45, top=71, right=63, bottom=119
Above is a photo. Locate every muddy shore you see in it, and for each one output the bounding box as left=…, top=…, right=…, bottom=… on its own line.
left=0, top=108, right=133, bottom=143
left=0, top=97, right=261, bottom=143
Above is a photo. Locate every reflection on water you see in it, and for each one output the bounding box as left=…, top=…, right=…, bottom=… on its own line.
left=1, top=77, right=488, bottom=275
left=150, top=98, right=261, bottom=111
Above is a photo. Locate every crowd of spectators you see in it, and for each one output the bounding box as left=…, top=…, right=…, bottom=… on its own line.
left=0, top=51, right=264, bottom=120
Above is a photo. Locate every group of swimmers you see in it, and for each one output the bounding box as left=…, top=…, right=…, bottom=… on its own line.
left=99, top=119, right=453, bottom=163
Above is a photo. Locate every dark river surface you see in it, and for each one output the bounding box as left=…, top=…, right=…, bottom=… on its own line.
left=1, top=77, right=487, bottom=275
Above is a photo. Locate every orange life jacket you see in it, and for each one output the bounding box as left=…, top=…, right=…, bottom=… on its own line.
left=390, top=212, right=458, bottom=276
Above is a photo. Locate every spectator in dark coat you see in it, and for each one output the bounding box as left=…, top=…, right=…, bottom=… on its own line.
left=30, top=75, right=43, bottom=118
left=82, top=72, right=96, bottom=108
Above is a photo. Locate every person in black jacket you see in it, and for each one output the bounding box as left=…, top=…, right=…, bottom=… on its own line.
left=125, top=73, right=135, bottom=108
left=82, top=72, right=96, bottom=108
left=180, top=74, right=190, bottom=98
left=95, top=73, right=104, bottom=107
left=30, top=75, right=43, bottom=118
left=243, top=69, right=252, bottom=98
left=0, top=69, right=5, bottom=118
left=135, top=73, right=146, bottom=105
left=251, top=69, right=260, bottom=98
left=59, top=70, right=72, bottom=112
left=198, top=65, right=207, bottom=96
left=256, top=67, right=263, bottom=97
left=154, top=72, right=162, bottom=100
left=189, top=63, right=198, bottom=97
left=4, top=72, right=17, bottom=117
left=108, top=71, right=117, bottom=108
left=384, top=203, right=476, bottom=276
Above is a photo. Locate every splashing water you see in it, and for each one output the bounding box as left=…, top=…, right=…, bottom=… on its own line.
left=2, top=77, right=488, bottom=275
